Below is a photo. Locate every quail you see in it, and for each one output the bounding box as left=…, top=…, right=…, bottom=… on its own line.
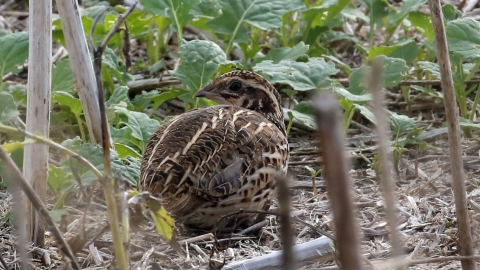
left=140, top=70, right=289, bottom=231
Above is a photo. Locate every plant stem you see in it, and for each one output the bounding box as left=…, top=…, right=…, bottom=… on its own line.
left=168, top=0, right=183, bottom=43
left=0, top=124, right=103, bottom=178
left=470, top=83, right=480, bottom=121
left=75, top=114, right=87, bottom=143
left=286, top=113, right=294, bottom=136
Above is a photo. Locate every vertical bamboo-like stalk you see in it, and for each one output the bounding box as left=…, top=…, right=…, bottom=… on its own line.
left=368, top=59, right=405, bottom=270
left=312, top=93, right=364, bottom=270
left=428, top=1, right=477, bottom=269
left=56, top=0, right=102, bottom=144
left=23, top=0, right=52, bottom=246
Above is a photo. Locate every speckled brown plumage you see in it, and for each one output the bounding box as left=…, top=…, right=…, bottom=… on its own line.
left=140, top=71, right=289, bottom=231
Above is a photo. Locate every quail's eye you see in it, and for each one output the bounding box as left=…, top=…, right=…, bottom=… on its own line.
left=228, top=81, right=242, bottom=91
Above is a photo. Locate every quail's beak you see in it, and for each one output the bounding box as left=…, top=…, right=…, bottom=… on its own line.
left=194, top=83, right=216, bottom=99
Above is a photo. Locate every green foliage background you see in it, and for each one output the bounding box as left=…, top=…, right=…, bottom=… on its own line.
left=1, top=0, right=480, bottom=219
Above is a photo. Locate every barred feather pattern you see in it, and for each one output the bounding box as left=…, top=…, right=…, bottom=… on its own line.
left=140, top=71, right=289, bottom=230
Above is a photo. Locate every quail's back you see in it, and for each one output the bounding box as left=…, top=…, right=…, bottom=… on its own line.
left=140, top=71, right=289, bottom=230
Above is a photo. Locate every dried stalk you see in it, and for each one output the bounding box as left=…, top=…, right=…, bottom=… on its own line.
left=428, top=0, right=477, bottom=269
left=56, top=0, right=103, bottom=144
left=276, top=174, right=296, bottom=270
left=367, top=58, right=405, bottom=270
left=0, top=148, right=81, bottom=270
left=89, top=3, right=138, bottom=269
left=23, top=0, right=52, bottom=247
left=312, top=92, right=364, bottom=270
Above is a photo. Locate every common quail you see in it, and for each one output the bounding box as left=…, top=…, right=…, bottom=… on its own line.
left=140, top=70, right=289, bottom=231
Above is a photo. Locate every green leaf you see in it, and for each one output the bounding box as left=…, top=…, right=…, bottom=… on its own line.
left=0, top=92, right=19, bottom=124
left=418, top=61, right=440, bottom=79
left=207, top=0, right=304, bottom=43
left=7, top=84, right=27, bottom=106
left=254, top=42, right=309, bottom=64
left=446, top=18, right=480, bottom=60
left=52, top=59, right=75, bottom=93
left=172, top=40, right=227, bottom=91
left=61, top=137, right=140, bottom=186
left=379, top=56, right=407, bottom=88
left=114, top=143, right=142, bottom=159
left=52, top=91, right=83, bottom=116
left=48, top=164, right=71, bottom=193
left=284, top=103, right=317, bottom=130
left=442, top=4, right=462, bottom=22
left=132, top=90, right=159, bottom=112
left=409, top=11, right=434, bottom=42
left=358, top=0, right=389, bottom=25
left=333, top=85, right=372, bottom=102
left=114, top=107, right=160, bottom=144
left=354, top=104, right=376, bottom=124
left=140, top=0, right=199, bottom=33
left=303, top=0, right=350, bottom=28
left=0, top=32, right=29, bottom=75
left=389, top=39, right=419, bottom=65
left=150, top=88, right=189, bottom=113
left=368, top=39, right=418, bottom=65
left=107, top=86, right=134, bottom=109
left=390, top=111, right=416, bottom=138
left=253, top=58, right=338, bottom=91
left=459, top=117, right=480, bottom=130
left=50, top=209, right=68, bottom=223
left=386, top=0, right=426, bottom=32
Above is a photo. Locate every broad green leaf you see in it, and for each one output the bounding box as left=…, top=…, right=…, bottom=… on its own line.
left=354, top=104, right=376, bottom=124
left=368, top=39, right=418, bottom=65
left=102, top=48, right=133, bottom=86
left=140, top=0, right=199, bottom=33
left=172, top=40, right=227, bottom=91
left=386, top=0, right=426, bottom=32
left=254, top=42, right=309, bottom=64
left=303, top=0, right=350, bottom=28
left=333, top=85, right=372, bottom=102
left=107, top=86, right=134, bottom=110
left=61, top=137, right=139, bottom=186
left=347, top=66, right=369, bottom=96
left=114, top=107, right=160, bottom=144
left=390, top=111, right=416, bottom=138
left=0, top=147, right=23, bottom=186
left=0, top=92, right=19, bottom=124
left=409, top=11, right=434, bottom=42
left=0, top=32, right=28, bottom=75
left=48, top=164, right=70, bottom=193
left=132, top=90, right=159, bottom=112
left=50, top=209, right=68, bottom=223
left=207, top=0, right=304, bottom=43
left=389, top=39, right=419, bottom=65
left=253, top=58, right=338, bottom=91
left=378, top=56, right=407, bottom=88
left=7, top=84, right=27, bottom=106
left=114, top=143, right=142, bottom=159
left=418, top=61, right=440, bottom=79
left=284, top=106, right=317, bottom=130
left=459, top=117, right=480, bottom=129
left=446, top=18, right=480, bottom=59
left=442, top=4, right=462, bottom=22
left=52, top=92, right=83, bottom=116
left=52, top=59, right=74, bottom=93
left=150, top=88, right=189, bottom=113
left=358, top=0, right=389, bottom=25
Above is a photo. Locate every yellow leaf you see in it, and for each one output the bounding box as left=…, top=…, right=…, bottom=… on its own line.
left=1, top=139, right=36, bottom=153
